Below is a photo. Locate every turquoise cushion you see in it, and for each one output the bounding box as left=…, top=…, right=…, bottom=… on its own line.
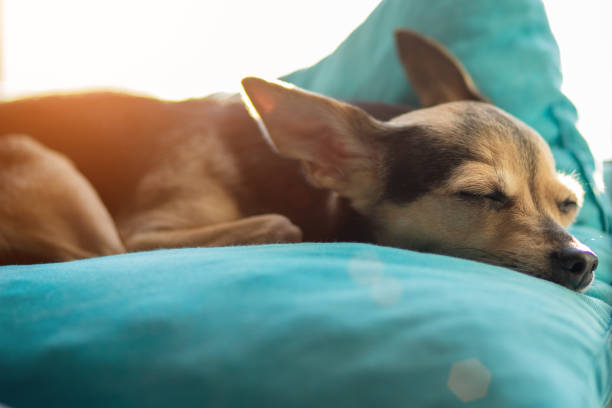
left=1, top=239, right=610, bottom=408
left=606, top=161, right=612, bottom=206
left=282, top=0, right=611, bottom=233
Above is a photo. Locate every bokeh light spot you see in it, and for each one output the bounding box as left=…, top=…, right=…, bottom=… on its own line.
left=447, top=358, right=491, bottom=403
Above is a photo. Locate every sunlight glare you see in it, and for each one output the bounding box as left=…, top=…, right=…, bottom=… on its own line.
left=2, top=0, right=380, bottom=99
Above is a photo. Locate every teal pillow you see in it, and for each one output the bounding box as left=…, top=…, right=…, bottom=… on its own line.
left=1, top=242, right=610, bottom=408
left=282, top=0, right=611, bottom=233
left=606, top=161, right=612, bottom=206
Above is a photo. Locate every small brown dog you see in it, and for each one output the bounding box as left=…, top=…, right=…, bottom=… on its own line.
left=0, top=30, right=597, bottom=291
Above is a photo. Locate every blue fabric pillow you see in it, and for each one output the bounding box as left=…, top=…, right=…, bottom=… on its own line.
left=1, top=241, right=610, bottom=408
left=606, top=161, right=612, bottom=206
left=282, top=0, right=611, bottom=232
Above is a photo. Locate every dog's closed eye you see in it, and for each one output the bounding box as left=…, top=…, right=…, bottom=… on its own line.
left=456, top=189, right=509, bottom=209
left=558, top=198, right=578, bottom=214
left=556, top=172, right=584, bottom=208
left=457, top=189, right=507, bottom=202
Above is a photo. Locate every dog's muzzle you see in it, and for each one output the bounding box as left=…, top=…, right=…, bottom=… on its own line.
left=553, top=247, right=598, bottom=291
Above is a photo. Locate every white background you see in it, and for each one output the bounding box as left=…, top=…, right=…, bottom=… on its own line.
left=2, top=0, right=610, bottom=162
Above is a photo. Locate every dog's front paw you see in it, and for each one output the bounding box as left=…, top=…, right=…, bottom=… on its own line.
left=255, top=214, right=303, bottom=244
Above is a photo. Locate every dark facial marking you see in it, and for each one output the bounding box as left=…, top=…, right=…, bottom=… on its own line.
left=382, top=125, right=476, bottom=203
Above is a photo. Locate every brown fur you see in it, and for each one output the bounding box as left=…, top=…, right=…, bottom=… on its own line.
left=0, top=30, right=597, bottom=291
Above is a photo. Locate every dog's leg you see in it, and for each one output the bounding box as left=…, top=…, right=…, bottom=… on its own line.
left=123, top=214, right=303, bottom=251
left=0, top=134, right=125, bottom=264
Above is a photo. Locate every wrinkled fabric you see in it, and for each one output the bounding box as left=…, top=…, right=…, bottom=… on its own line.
left=1, top=241, right=610, bottom=408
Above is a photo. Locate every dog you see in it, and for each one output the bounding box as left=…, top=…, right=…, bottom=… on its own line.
left=0, top=30, right=597, bottom=291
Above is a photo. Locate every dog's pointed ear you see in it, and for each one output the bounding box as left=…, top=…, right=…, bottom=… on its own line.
left=394, top=29, right=487, bottom=107
left=241, top=77, right=384, bottom=202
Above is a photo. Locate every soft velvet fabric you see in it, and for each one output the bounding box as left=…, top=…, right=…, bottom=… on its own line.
left=1, top=239, right=610, bottom=408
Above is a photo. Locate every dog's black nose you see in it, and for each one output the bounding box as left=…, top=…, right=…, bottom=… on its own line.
left=556, top=247, right=598, bottom=290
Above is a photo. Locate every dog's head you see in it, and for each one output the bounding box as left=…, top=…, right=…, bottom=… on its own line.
left=241, top=30, right=597, bottom=292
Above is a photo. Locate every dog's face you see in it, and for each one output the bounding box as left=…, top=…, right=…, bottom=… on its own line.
left=242, top=30, right=598, bottom=292
left=375, top=101, right=595, bottom=291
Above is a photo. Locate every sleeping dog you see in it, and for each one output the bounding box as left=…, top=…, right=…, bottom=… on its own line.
left=0, top=30, right=597, bottom=291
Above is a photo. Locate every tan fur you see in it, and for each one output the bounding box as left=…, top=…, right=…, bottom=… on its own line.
left=0, top=134, right=124, bottom=262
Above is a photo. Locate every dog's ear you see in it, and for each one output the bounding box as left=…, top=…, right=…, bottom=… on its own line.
left=241, top=77, right=384, bottom=203
left=394, top=29, right=487, bottom=107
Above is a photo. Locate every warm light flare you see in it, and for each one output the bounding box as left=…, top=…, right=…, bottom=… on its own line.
left=2, top=0, right=380, bottom=100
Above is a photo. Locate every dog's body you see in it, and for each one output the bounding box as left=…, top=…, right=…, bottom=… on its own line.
left=0, top=91, right=392, bottom=261
left=0, top=30, right=598, bottom=291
